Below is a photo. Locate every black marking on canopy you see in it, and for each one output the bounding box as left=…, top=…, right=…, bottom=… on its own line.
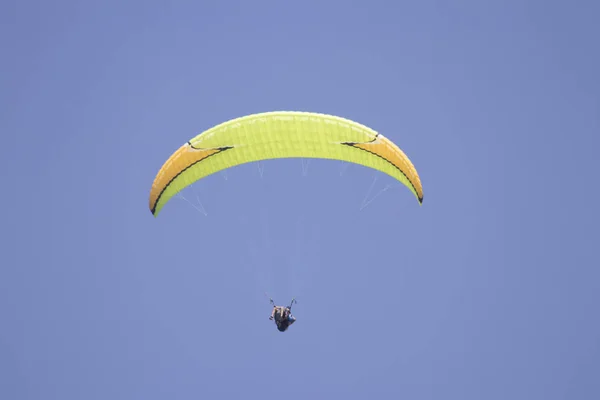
left=151, top=145, right=234, bottom=215
left=340, top=139, right=423, bottom=204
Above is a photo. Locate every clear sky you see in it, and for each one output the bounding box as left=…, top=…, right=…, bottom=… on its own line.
left=2, top=1, right=599, bottom=399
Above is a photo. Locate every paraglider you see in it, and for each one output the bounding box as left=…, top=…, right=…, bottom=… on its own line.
left=147, top=111, right=424, bottom=334
left=268, top=297, right=297, bottom=332
left=148, top=111, right=423, bottom=217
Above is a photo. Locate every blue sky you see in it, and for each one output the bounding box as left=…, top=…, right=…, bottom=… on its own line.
left=2, top=1, right=599, bottom=399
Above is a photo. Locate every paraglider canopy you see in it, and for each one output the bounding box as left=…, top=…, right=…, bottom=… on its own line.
left=149, top=111, right=423, bottom=216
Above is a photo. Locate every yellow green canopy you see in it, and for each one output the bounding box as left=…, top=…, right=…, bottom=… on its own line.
left=149, top=111, right=423, bottom=216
